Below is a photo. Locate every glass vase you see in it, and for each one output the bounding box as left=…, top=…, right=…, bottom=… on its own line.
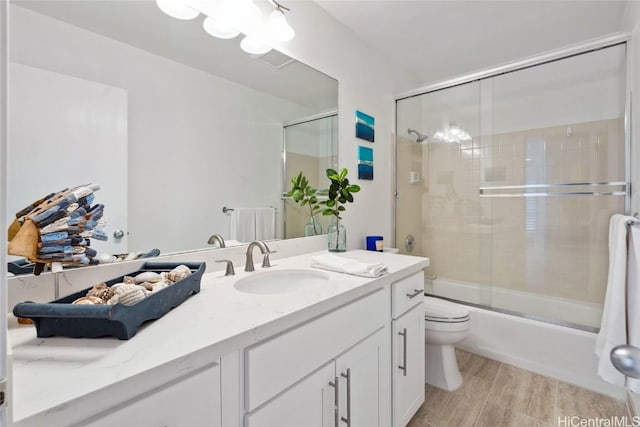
left=327, top=218, right=346, bottom=252
left=304, top=215, right=322, bottom=236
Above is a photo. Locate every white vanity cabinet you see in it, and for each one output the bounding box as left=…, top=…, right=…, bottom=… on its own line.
left=244, top=288, right=391, bottom=427
left=391, top=272, right=426, bottom=427
left=81, top=364, right=222, bottom=427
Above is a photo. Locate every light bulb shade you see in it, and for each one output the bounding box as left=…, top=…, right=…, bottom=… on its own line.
left=156, top=0, right=199, bottom=20
left=203, top=16, right=240, bottom=39
left=267, top=9, right=295, bottom=42
left=240, top=35, right=272, bottom=55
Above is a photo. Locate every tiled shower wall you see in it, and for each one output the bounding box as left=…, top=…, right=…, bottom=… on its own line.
left=419, top=118, right=624, bottom=305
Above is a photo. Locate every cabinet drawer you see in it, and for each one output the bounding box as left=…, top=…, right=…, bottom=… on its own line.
left=245, top=288, right=387, bottom=411
left=82, top=364, right=221, bottom=427
left=392, top=271, right=424, bottom=318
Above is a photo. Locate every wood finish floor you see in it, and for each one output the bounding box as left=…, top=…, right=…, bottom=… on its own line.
left=408, top=349, right=628, bottom=427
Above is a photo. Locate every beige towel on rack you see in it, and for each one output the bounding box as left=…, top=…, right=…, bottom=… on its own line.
left=596, top=214, right=637, bottom=389
left=255, top=207, right=276, bottom=241
left=230, top=208, right=255, bottom=243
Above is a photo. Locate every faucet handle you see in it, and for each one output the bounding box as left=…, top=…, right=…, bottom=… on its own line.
left=215, top=259, right=235, bottom=276
left=262, top=251, right=277, bottom=268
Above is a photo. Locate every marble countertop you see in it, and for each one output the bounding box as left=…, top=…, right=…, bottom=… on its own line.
left=8, top=250, right=428, bottom=426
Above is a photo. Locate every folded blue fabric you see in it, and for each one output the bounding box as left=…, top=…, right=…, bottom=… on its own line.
left=39, top=245, right=73, bottom=254
left=41, top=231, right=68, bottom=242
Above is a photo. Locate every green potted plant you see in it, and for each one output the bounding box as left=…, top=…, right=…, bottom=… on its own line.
left=286, top=172, right=323, bottom=236
left=321, top=168, right=360, bottom=252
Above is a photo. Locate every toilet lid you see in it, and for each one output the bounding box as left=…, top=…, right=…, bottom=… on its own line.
left=424, top=296, right=469, bottom=321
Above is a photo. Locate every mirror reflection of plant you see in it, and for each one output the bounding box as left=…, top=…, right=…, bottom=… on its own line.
left=286, top=172, right=323, bottom=235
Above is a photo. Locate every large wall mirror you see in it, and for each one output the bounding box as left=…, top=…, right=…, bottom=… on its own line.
left=6, top=0, right=338, bottom=259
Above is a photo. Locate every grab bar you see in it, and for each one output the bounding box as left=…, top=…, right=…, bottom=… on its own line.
left=479, top=182, right=627, bottom=198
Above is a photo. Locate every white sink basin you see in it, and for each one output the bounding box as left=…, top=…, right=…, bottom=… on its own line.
left=234, top=269, right=330, bottom=295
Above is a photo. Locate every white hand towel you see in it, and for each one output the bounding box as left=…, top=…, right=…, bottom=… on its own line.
left=230, top=208, right=256, bottom=243
left=627, top=225, right=640, bottom=392
left=255, top=207, right=276, bottom=241
left=595, top=214, right=635, bottom=387
left=310, top=254, right=388, bottom=278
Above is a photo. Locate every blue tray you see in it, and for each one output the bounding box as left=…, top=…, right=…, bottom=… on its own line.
left=13, top=262, right=205, bottom=340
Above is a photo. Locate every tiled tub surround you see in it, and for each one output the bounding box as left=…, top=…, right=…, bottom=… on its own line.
left=398, top=118, right=624, bottom=328
left=8, top=248, right=428, bottom=426
left=408, top=350, right=628, bottom=427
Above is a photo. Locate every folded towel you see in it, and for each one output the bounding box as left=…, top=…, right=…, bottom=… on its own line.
left=310, top=254, right=388, bottom=278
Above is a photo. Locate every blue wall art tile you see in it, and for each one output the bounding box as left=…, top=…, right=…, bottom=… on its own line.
left=358, top=163, right=374, bottom=180
left=355, top=110, right=375, bottom=142
left=358, top=145, right=373, bottom=163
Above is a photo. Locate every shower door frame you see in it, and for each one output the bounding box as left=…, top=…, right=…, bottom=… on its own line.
left=393, top=33, right=633, bottom=331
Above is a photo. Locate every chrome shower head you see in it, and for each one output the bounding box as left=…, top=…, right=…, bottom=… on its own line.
left=408, top=128, right=428, bottom=143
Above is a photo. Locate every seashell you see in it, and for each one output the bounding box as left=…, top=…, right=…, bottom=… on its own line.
left=86, top=282, right=108, bottom=297
left=151, top=281, right=170, bottom=293
left=134, top=271, right=162, bottom=284
left=167, top=265, right=192, bottom=282
left=118, top=287, right=147, bottom=306
left=72, top=296, right=104, bottom=305
left=97, top=253, right=116, bottom=264
left=123, top=276, right=136, bottom=285
left=106, top=294, right=120, bottom=305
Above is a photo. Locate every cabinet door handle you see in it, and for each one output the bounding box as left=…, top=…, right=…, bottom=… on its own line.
left=340, top=368, right=351, bottom=426
left=398, top=328, right=407, bottom=376
left=329, top=376, right=339, bottom=427
left=406, top=289, right=423, bottom=299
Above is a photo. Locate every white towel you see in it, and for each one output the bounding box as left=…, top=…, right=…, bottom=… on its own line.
left=230, top=208, right=255, bottom=243
left=595, top=214, right=637, bottom=389
left=255, top=207, right=276, bottom=241
left=628, top=225, right=640, bottom=392
left=310, top=254, right=388, bottom=278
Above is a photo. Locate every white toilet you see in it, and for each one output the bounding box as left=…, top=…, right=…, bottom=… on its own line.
left=424, top=296, right=471, bottom=391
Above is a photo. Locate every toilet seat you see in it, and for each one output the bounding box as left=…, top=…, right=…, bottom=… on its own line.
left=424, top=296, right=470, bottom=323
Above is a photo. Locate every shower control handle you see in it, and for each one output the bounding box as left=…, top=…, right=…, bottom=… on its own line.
left=329, top=377, right=339, bottom=427
left=340, top=368, right=351, bottom=426
left=406, top=289, right=423, bottom=299
left=399, top=328, right=407, bottom=376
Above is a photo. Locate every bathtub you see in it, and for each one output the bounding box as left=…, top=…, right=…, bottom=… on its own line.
left=427, top=278, right=625, bottom=399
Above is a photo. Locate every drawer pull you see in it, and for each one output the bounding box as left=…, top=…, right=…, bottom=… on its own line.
left=398, top=328, right=407, bottom=376
left=406, top=289, right=423, bottom=299
left=329, top=376, right=339, bottom=427
left=340, top=368, right=352, bottom=426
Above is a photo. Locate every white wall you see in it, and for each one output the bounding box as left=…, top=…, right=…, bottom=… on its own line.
left=8, top=5, right=318, bottom=253
left=273, top=2, right=396, bottom=249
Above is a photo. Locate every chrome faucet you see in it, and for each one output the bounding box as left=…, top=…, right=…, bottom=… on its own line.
left=207, top=234, right=226, bottom=248
left=245, top=240, right=272, bottom=272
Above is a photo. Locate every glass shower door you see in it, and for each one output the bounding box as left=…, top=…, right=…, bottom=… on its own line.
left=483, top=44, right=626, bottom=329
left=396, top=81, right=491, bottom=307
left=395, top=43, right=627, bottom=330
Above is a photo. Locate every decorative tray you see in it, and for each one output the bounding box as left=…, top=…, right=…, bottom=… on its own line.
left=13, top=262, right=205, bottom=340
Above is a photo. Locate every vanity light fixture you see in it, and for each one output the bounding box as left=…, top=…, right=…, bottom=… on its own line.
left=266, top=1, right=295, bottom=42
left=155, top=0, right=199, bottom=20
left=203, top=16, right=240, bottom=39
left=432, top=122, right=472, bottom=143
left=157, top=0, right=295, bottom=56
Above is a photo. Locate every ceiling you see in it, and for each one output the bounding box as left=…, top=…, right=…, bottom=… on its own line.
left=314, top=0, right=628, bottom=92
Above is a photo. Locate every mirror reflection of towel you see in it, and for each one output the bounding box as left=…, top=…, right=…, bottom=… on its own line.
left=230, top=208, right=255, bottom=243
left=229, top=208, right=275, bottom=242
left=255, top=208, right=276, bottom=241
